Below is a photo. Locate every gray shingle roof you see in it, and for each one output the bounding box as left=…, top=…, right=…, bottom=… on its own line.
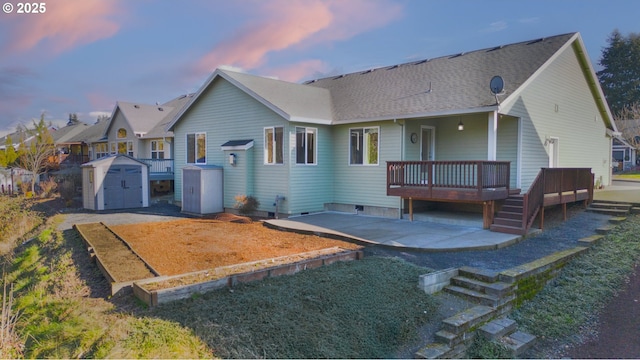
left=219, top=70, right=333, bottom=123
left=305, top=33, right=577, bottom=122
left=116, top=101, right=176, bottom=135
left=145, top=94, right=195, bottom=138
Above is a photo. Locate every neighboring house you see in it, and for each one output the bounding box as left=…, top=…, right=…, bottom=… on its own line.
left=612, top=137, right=636, bottom=172
left=50, top=116, right=91, bottom=168
left=81, top=94, right=193, bottom=200
left=167, top=32, right=616, bottom=234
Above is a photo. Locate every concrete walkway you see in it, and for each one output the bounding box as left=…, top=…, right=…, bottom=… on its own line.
left=594, top=178, right=640, bottom=203
left=265, top=212, right=525, bottom=252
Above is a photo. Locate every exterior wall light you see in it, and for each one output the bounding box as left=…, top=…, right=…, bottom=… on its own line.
left=457, top=120, right=464, bottom=131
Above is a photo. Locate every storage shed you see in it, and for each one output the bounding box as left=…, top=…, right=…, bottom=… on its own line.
left=82, top=155, right=150, bottom=210
left=181, top=165, right=223, bottom=214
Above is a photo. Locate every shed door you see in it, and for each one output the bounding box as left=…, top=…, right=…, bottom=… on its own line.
left=103, top=165, right=143, bottom=210
left=182, top=169, right=201, bottom=213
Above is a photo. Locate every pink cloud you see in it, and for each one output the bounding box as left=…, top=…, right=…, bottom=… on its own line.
left=86, top=92, right=115, bottom=112
left=267, top=59, right=329, bottom=83
left=4, top=0, right=122, bottom=55
left=194, top=0, right=403, bottom=78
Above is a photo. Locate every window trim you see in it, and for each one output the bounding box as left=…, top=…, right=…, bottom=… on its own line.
left=264, top=126, right=284, bottom=165
left=186, top=132, right=207, bottom=164
left=295, top=126, right=317, bottom=165
left=151, top=140, right=165, bottom=159
left=349, top=126, right=379, bottom=166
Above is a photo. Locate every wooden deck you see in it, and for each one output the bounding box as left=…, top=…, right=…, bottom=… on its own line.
left=387, top=161, right=511, bottom=226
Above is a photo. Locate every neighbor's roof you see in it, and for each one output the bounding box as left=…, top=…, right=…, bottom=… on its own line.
left=68, top=116, right=111, bottom=144
left=145, top=93, right=195, bottom=138
left=51, top=121, right=90, bottom=144
left=169, top=32, right=615, bottom=130
left=113, top=102, right=176, bottom=136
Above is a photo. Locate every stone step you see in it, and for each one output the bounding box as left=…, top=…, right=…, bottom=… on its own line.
left=609, top=216, right=627, bottom=224
left=459, top=266, right=500, bottom=283
left=596, top=224, right=616, bottom=234
left=478, top=318, right=517, bottom=340
left=586, top=207, right=629, bottom=216
left=589, top=202, right=632, bottom=210
left=441, top=305, right=496, bottom=335
left=434, top=330, right=459, bottom=348
left=450, top=276, right=513, bottom=298
left=577, top=234, right=605, bottom=247
left=632, top=207, right=640, bottom=214
left=444, top=285, right=501, bottom=307
left=500, top=330, right=537, bottom=357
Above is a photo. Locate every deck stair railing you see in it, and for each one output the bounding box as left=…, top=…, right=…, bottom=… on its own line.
left=521, top=167, right=594, bottom=232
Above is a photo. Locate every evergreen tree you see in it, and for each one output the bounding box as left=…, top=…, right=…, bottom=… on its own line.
left=0, top=136, right=19, bottom=168
left=597, top=30, right=640, bottom=115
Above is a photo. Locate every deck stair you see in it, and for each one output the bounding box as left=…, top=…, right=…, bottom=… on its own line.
left=490, top=195, right=527, bottom=235
left=586, top=202, right=632, bottom=216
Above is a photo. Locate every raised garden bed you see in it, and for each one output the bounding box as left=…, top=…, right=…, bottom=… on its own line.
left=74, top=216, right=363, bottom=298
left=133, top=247, right=364, bottom=306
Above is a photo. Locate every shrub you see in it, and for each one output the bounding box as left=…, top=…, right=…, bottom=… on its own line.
left=39, top=178, right=57, bottom=198
left=17, top=182, right=30, bottom=197
left=58, top=181, right=76, bottom=206
left=234, top=194, right=259, bottom=215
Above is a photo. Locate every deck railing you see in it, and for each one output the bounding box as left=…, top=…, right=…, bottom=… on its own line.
left=522, top=167, right=594, bottom=231
left=139, top=158, right=174, bottom=174
left=387, top=160, right=510, bottom=195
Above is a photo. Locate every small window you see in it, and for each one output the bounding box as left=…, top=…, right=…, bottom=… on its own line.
left=296, top=127, right=317, bottom=165
left=187, top=133, right=206, bottom=164
left=151, top=140, right=165, bottom=159
left=117, top=128, right=127, bottom=138
left=264, top=126, right=284, bottom=164
left=350, top=127, right=379, bottom=165
left=95, top=143, right=108, bottom=158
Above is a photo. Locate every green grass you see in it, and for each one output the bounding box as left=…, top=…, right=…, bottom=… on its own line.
left=3, top=211, right=212, bottom=359
left=511, top=214, right=640, bottom=346
left=615, top=173, right=640, bottom=179
left=151, top=257, right=439, bottom=359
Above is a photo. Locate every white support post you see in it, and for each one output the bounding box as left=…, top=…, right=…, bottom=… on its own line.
left=488, top=111, right=498, bottom=161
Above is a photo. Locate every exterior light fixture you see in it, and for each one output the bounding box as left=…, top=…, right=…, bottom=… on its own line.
left=457, top=120, right=464, bottom=131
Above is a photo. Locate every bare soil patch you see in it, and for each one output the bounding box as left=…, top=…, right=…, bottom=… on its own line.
left=108, top=218, right=362, bottom=276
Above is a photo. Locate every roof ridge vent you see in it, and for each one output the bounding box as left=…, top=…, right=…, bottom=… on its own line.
left=134, top=104, right=140, bottom=109
left=488, top=45, right=504, bottom=52
left=413, top=59, right=428, bottom=65
left=449, top=52, right=465, bottom=58
left=332, top=75, right=344, bottom=80
left=361, top=69, right=372, bottom=75
left=158, top=107, right=164, bottom=111
left=386, top=65, right=398, bottom=70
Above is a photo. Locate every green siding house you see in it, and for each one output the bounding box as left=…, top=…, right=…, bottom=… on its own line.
left=167, top=32, right=617, bottom=232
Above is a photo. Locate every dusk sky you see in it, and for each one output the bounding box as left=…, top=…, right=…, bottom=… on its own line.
left=0, top=0, right=638, bottom=136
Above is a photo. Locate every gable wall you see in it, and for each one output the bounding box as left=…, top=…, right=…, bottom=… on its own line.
left=501, top=43, right=611, bottom=191
left=107, top=110, right=141, bottom=157
left=173, top=79, right=292, bottom=213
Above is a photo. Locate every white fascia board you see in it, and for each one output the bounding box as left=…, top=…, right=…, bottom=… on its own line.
left=330, top=105, right=499, bottom=125
left=289, top=116, right=333, bottom=125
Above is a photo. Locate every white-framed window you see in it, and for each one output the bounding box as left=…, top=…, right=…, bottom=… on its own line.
left=186, top=132, right=206, bottom=164
left=264, top=126, right=284, bottom=164
left=116, top=141, right=133, bottom=156
left=151, top=140, right=165, bottom=159
left=295, top=127, right=317, bottom=165
left=95, top=143, right=109, bottom=158
left=349, top=127, right=379, bottom=165
left=110, top=142, right=116, bottom=155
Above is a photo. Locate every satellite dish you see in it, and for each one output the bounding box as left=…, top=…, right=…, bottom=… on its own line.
left=490, top=75, right=504, bottom=94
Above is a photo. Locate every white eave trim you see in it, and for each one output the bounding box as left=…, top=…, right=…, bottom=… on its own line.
left=329, top=105, right=500, bottom=125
